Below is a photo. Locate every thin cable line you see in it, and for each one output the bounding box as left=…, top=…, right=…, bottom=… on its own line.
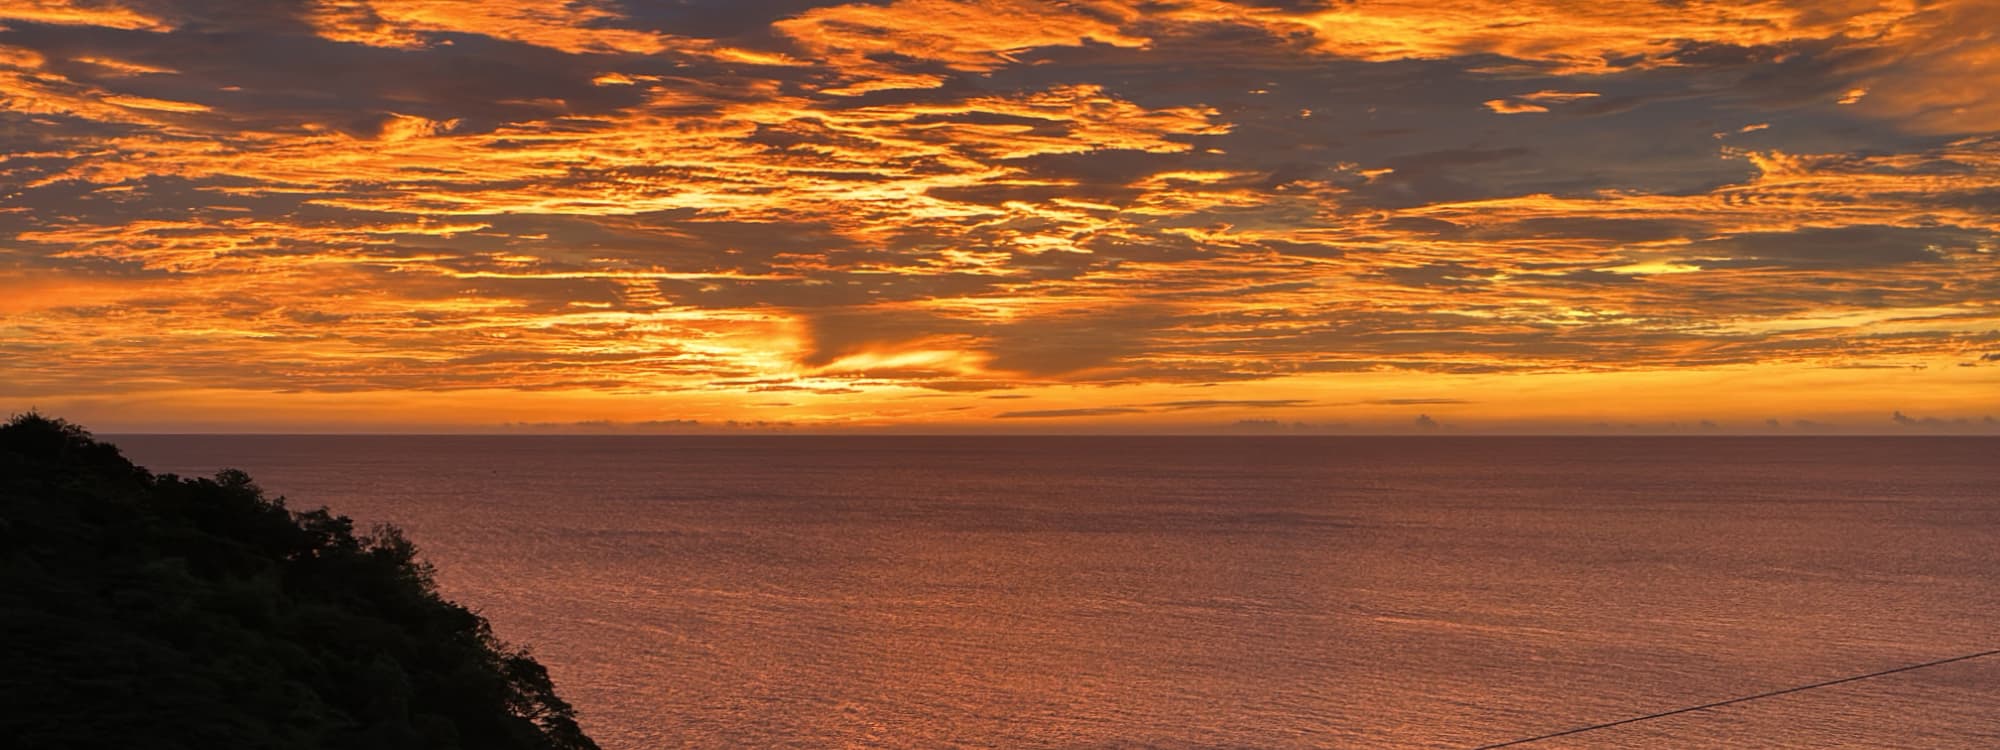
left=1471, top=648, right=2000, bottom=749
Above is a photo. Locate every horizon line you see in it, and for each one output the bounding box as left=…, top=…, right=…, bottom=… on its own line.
left=101, top=431, right=2000, bottom=438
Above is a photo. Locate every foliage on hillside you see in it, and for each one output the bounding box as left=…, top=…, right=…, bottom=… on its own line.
left=0, top=414, right=598, bottom=750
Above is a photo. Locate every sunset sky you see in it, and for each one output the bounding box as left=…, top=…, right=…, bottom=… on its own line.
left=2, top=0, right=1997, bottom=432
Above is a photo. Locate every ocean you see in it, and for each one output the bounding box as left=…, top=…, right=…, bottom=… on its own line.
left=113, top=436, right=2000, bottom=749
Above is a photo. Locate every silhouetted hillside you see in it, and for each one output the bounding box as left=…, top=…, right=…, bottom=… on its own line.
left=0, top=414, right=598, bottom=750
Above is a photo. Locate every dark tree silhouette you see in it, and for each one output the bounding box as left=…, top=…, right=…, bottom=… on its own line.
left=0, top=413, right=599, bottom=750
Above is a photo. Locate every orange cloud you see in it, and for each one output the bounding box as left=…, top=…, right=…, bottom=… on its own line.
left=0, top=1, right=168, bottom=31
left=309, top=0, right=671, bottom=54
left=775, top=0, right=1148, bottom=75
left=1483, top=99, right=1548, bottom=114
left=2, top=0, right=1996, bottom=430
left=1842, top=1, right=2000, bottom=133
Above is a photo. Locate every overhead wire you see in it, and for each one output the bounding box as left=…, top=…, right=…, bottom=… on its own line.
left=1471, top=648, right=2000, bottom=749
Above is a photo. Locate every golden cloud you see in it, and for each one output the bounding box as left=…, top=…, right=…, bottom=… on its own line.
left=1, top=0, right=1995, bottom=429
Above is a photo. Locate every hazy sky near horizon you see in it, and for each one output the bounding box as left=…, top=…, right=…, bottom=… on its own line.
left=2, top=0, right=1997, bottom=432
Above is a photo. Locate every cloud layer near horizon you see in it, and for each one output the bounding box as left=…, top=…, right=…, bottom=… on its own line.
left=2, top=0, right=1997, bottom=428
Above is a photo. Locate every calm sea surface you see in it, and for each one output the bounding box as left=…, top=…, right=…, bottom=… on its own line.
left=114, top=436, right=1999, bottom=749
